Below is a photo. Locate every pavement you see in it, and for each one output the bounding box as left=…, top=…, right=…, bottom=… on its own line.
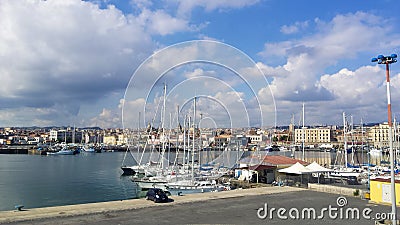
left=0, top=186, right=304, bottom=224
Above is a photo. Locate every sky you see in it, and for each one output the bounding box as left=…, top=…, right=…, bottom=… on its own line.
left=0, top=0, right=400, bottom=129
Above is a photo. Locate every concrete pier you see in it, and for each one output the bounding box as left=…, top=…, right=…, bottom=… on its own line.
left=0, top=186, right=303, bottom=224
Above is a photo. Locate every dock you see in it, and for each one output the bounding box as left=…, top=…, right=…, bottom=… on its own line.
left=0, top=146, right=32, bottom=154
left=0, top=186, right=303, bottom=224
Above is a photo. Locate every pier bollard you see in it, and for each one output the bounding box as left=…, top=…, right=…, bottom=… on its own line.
left=15, top=205, right=24, bottom=211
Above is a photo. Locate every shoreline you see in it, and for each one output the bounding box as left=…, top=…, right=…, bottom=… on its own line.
left=0, top=186, right=303, bottom=224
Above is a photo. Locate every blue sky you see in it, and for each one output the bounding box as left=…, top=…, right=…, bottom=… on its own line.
left=0, top=0, right=400, bottom=128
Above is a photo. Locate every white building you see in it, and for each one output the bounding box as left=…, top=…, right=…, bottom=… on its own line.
left=294, top=127, right=332, bottom=146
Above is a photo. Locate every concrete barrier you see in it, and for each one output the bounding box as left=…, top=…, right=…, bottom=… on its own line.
left=308, top=183, right=366, bottom=197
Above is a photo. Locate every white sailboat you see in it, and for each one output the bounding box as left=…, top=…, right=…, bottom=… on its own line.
left=329, top=112, right=361, bottom=182
left=132, top=91, right=227, bottom=194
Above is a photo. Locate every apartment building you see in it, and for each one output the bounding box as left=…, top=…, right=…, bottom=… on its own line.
left=294, top=127, right=332, bottom=146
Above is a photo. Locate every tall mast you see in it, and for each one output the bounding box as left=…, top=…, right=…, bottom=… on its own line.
left=302, top=102, right=305, bottom=161
left=177, top=105, right=180, bottom=144
left=161, top=83, right=167, bottom=172
left=343, top=112, right=348, bottom=168
left=191, top=96, right=196, bottom=184
left=183, top=115, right=186, bottom=166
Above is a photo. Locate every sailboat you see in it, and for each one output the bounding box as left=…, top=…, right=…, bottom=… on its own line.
left=330, top=112, right=361, bottom=182
left=129, top=83, right=171, bottom=185
left=131, top=85, right=231, bottom=194
left=121, top=113, right=145, bottom=176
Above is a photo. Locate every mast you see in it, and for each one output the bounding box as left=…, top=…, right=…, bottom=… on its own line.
left=302, top=102, right=305, bottom=161
left=343, top=112, right=348, bottom=168
left=291, top=113, right=295, bottom=158
left=183, top=115, right=187, bottom=166
left=351, top=115, right=355, bottom=165
left=361, top=117, right=364, bottom=166
left=176, top=105, right=179, bottom=151
left=191, top=97, right=196, bottom=184
left=161, top=83, right=167, bottom=172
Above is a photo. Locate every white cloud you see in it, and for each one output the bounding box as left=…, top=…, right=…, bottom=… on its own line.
left=319, top=66, right=382, bottom=105
left=260, top=11, right=398, bottom=99
left=89, top=108, right=121, bottom=128
left=136, top=9, right=191, bottom=35
left=259, top=11, right=400, bottom=125
left=280, top=21, right=309, bottom=34
left=0, top=0, right=156, bottom=126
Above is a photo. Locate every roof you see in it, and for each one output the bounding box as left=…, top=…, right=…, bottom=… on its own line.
left=305, top=162, right=333, bottom=172
left=261, top=155, right=308, bottom=166
left=239, top=155, right=308, bottom=170
left=248, top=165, right=276, bottom=170
left=278, top=162, right=312, bottom=174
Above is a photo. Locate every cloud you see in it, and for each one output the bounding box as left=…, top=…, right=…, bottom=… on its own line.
left=136, top=8, right=191, bottom=35
left=319, top=66, right=382, bottom=105
left=89, top=108, right=121, bottom=128
left=280, top=21, right=309, bottom=34
left=0, top=0, right=157, bottom=126
left=258, top=11, right=400, bottom=125
left=260, top=11, right=399, bottom=100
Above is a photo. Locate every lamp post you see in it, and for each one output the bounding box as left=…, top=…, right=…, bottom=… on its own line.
left=372, top=53, right=398, bottom=224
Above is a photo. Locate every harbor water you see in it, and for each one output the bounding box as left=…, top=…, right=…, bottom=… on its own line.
left=0, top=152, right=138, bottom=211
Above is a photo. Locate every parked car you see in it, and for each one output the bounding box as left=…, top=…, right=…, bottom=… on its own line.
left=145, top=188, right=169, bottom=203
left=347, top=176, right=359, bottom=185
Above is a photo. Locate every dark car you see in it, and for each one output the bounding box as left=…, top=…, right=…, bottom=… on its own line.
left=145, top=188, right=169, bottom=203
left=347, top=176, right=359, bottom=185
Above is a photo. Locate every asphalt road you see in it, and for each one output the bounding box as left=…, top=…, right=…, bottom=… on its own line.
left=4, top=190, right=394, bottom=225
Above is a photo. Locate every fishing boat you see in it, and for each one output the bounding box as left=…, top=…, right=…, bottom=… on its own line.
left=82, top=145, right=96, bottom=153
left=47, top=149, right=76, bottom=155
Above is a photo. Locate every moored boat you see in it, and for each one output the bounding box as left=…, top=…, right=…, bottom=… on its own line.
left=46, top=149, right=76, bottom=155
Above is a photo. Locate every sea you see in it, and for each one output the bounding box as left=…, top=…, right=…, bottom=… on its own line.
left=0, top=152, right=138, bottom=211
left=0, top=149, right=383, bottom=211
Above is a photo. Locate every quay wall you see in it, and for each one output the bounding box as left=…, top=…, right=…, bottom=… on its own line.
left=308, top=183, right=366, bottom=197
left=0, top=145, right=36, bottom=154
left=0, top=148, right=28, bottom=154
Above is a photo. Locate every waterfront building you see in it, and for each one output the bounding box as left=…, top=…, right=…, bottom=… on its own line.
left=294, top=127, right=332, bottom=147
left=116, top=133, right=127, bottom=146
left=246, top=134, right=263, bottom=145
left=367, top=122, right=400, bottom=149
left=213, top=134, right=232, bottom=148
left=335, top=124, right=367, bottom=148
left=49, top=128, right=83, bottom=144
left=49, top=129, right=57, bottom=141
left=103, top=135, right=117, bottom=145
left=237, top=155, right=308, bottom=184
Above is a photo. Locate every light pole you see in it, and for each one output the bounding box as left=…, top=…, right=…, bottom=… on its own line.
left=372, top=53, right=398, bottom=224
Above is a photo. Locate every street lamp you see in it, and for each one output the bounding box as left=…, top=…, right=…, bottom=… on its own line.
left=372, top=53, right=398, bottom=224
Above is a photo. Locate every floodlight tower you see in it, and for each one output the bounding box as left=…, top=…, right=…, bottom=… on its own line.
left=371, top=53, right=398, bottom=225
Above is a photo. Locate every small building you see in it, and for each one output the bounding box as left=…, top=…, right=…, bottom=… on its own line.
left=370, top=178, right=400, bottom=206
left=237, top=155, right=308, bottom=184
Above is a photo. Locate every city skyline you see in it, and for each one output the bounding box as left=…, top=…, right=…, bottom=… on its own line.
left=0, top=0, right=399, bottom=128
